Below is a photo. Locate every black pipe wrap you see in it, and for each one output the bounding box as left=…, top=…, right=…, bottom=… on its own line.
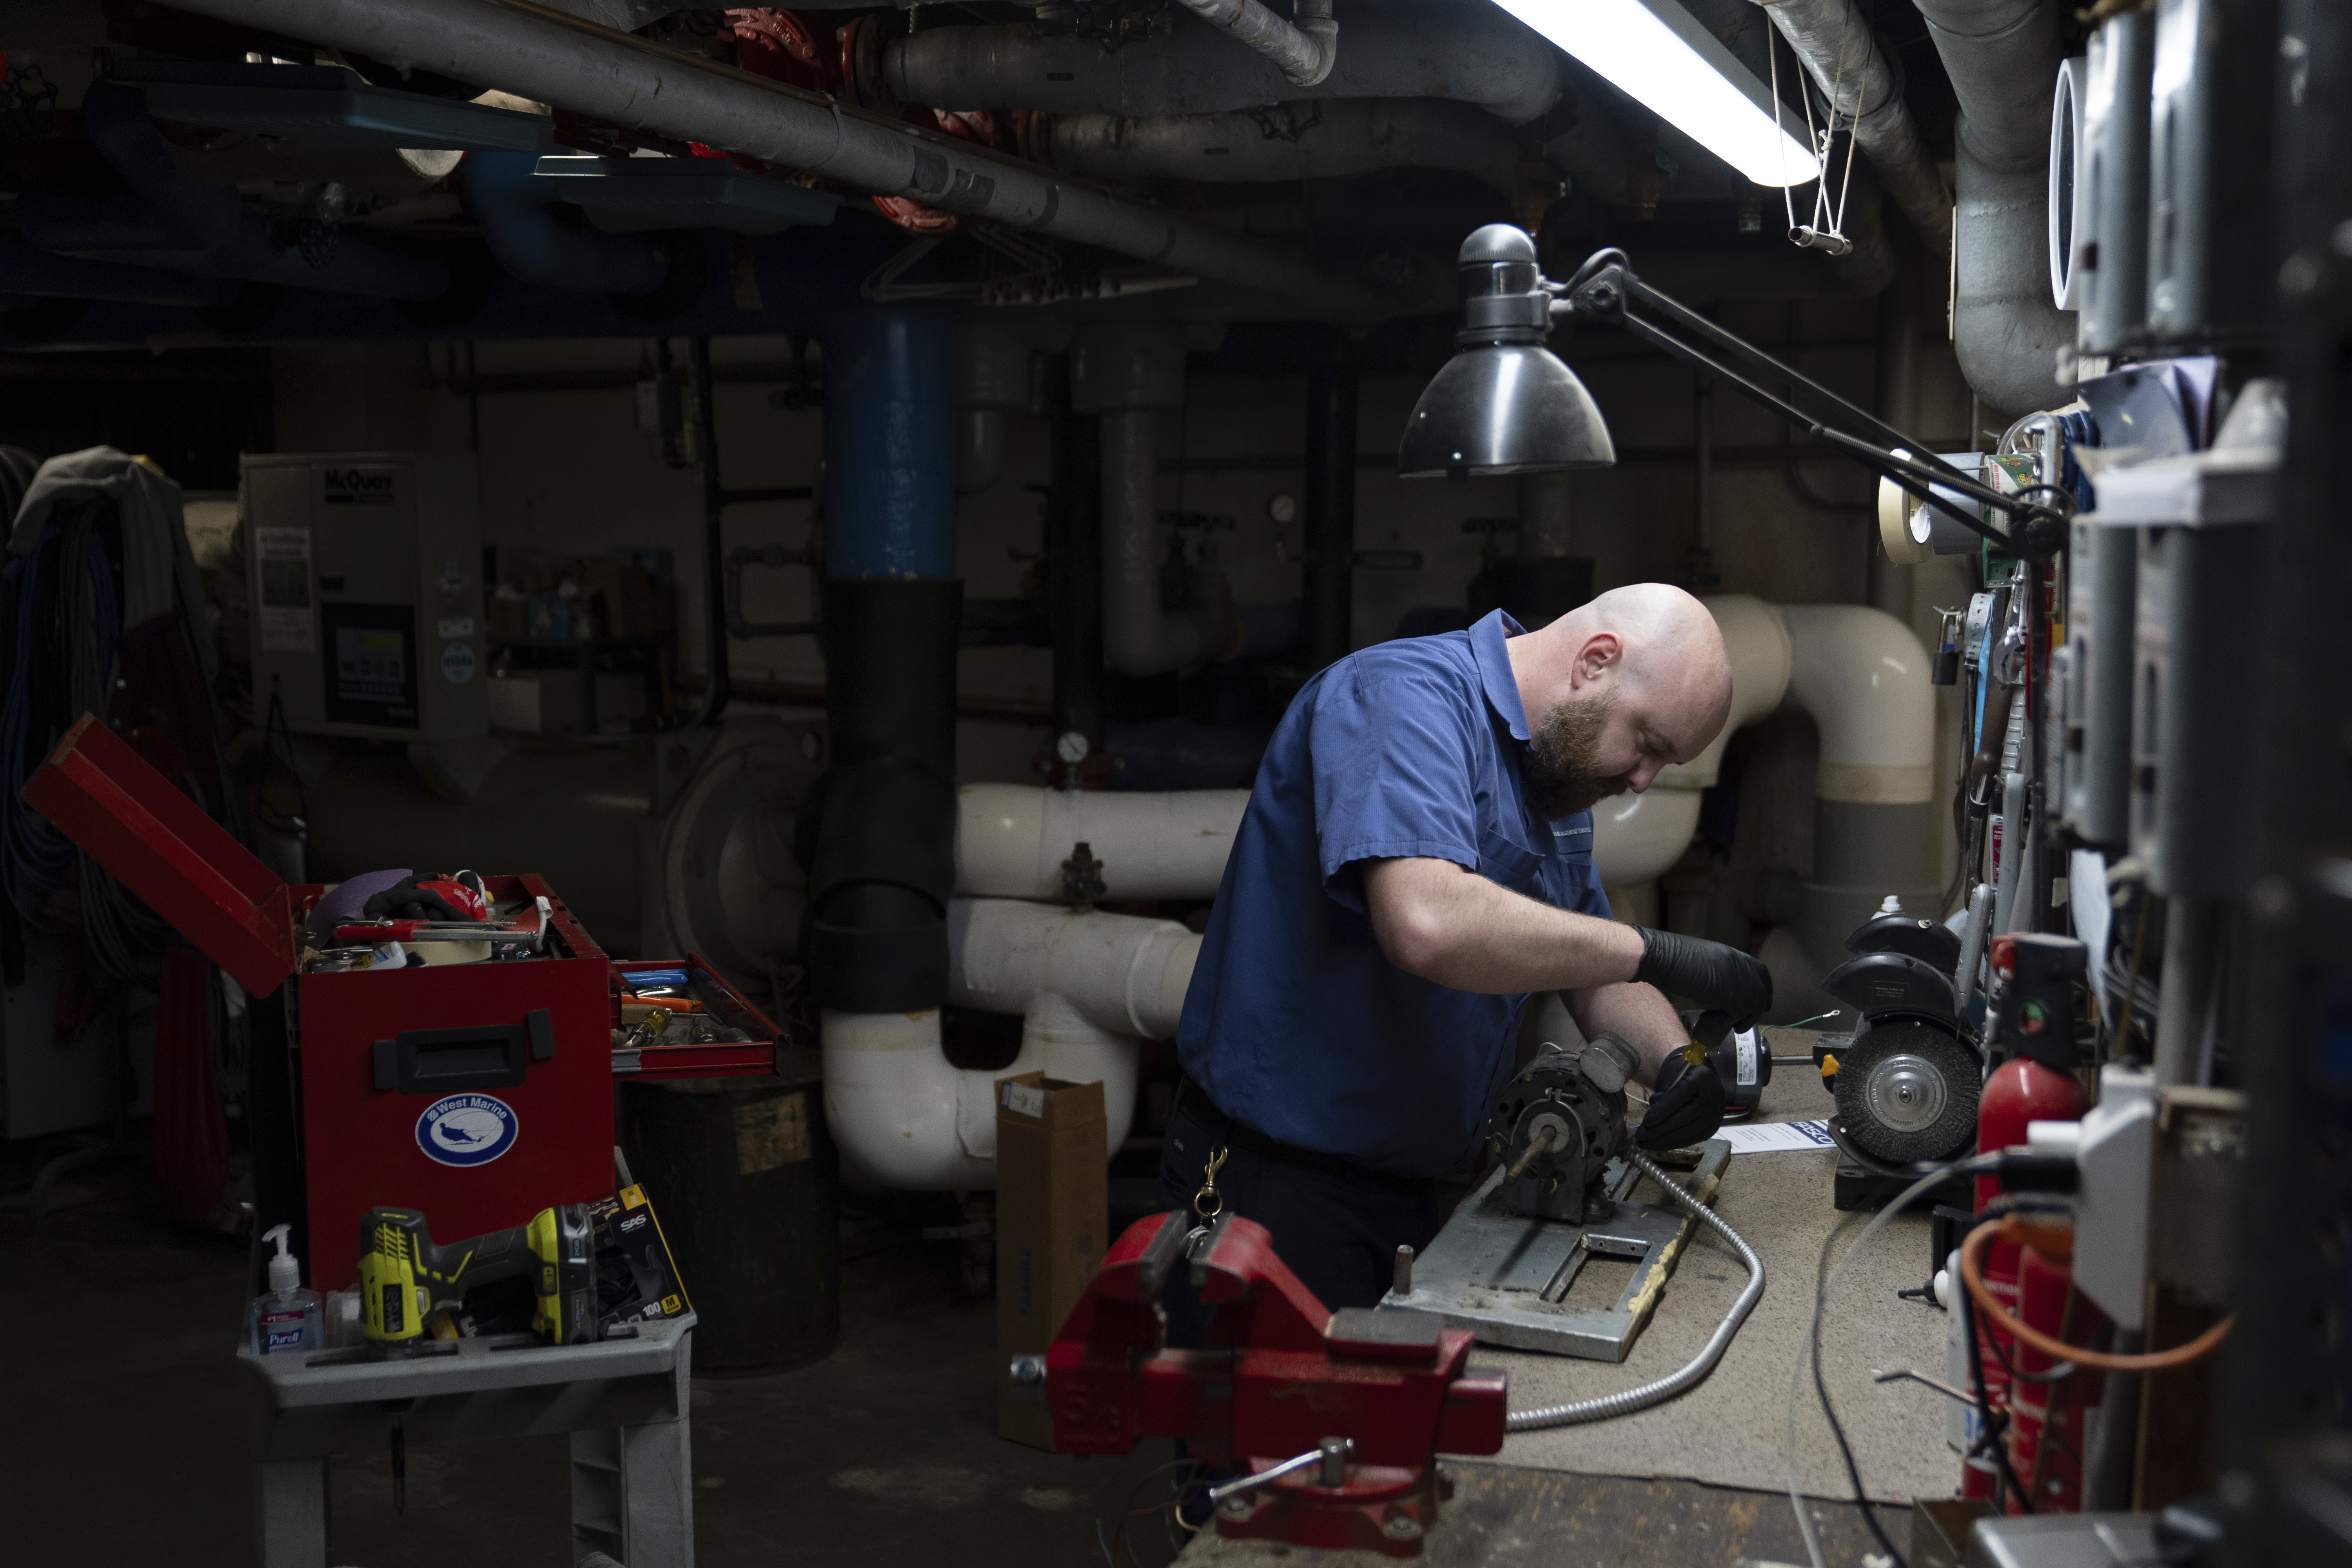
left=804, top=577, right=962, bottom=1012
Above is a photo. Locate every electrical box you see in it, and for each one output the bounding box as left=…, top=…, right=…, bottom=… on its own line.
left=242, top=453, right=486, bottom=741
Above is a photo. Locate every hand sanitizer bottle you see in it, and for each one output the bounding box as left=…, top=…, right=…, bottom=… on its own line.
left=247, top=1224, right=323, bottom=1355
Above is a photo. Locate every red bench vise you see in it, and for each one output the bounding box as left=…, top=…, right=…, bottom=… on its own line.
left=1036, top=1210, right=1508, bottom=1555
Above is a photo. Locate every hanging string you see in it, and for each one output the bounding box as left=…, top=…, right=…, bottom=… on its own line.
left=1767, top=4, right=1862, bottom=257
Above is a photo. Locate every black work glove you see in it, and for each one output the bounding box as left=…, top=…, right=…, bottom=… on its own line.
left=1630, top=926, right=1772, bottom=1031
left=1636, top=1050, right=1727, bottom=1150
left=363, top=876, right=476, bottom=924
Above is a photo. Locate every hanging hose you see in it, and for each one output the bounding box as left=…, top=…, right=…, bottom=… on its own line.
left=1959, top=1218, right=2233, bottom=1372
left=1505, top=1148, right=1766, bottom=1431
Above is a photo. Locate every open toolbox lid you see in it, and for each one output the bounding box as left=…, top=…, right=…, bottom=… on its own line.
left=24, top=713, right=299, bottom=996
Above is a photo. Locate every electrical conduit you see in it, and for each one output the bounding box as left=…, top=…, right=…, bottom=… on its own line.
left=1172, top=0, right=1339, bottom=88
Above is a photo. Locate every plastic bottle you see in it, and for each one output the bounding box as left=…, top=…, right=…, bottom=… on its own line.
left=247, top=1224, right=323, bottom=1355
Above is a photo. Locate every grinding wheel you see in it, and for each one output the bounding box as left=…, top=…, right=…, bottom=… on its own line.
left=1833, top=1021, right=1980, bottom=1165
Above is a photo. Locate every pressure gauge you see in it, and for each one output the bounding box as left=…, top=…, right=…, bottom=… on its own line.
left=1267, top=494, right=1298, bottom=525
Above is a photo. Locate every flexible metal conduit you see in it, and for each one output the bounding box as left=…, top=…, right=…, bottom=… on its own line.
left=1175, top=0, right=1338, bottom=88
left=1748, top=0, right=1953, bottom=255
left=159, top=0, right=1366, bottom=309
left=1506, top=1149, right=1767, bottom=1430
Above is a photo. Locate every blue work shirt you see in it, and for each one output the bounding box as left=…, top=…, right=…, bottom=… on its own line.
left=1175, top=610, right=1612, bottom=1179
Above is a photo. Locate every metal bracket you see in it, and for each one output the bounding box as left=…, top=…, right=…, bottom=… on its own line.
left=1379, top=1139, right=1731, bottom=1362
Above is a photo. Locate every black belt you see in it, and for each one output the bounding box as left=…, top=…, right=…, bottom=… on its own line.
left=1173, top=1075, right=1432, bottom=1195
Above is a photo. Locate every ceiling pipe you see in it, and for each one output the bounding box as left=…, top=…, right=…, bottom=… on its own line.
left=883, top=7, right=1561, bottom=123
left=155, top=0, right=1370, bottom=310
left=1047, top=98, right=1518, bottom=196
left=1175, top=0, right=1339, bottom=87
left=1912, top=0, right=2073, bottom=412
left=1746, top=0, right=1955, bottom=256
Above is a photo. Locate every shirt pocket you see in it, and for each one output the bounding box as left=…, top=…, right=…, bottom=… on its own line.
left=1475, top=817, right=1546, bottom=899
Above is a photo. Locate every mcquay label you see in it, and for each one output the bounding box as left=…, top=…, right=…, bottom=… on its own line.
left=321, top=466, right=397, bottom=505
left=416, top=1092, right=519, bottom=1167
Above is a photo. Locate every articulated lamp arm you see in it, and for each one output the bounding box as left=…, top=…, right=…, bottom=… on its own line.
left=1546, top=249, right=2071, bottom=561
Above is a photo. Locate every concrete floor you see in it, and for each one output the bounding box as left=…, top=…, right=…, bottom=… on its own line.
left=8, top=1136, right=1910, bottom=1567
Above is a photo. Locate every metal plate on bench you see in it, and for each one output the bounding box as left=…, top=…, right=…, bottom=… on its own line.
left=1378, top=1140, right=1730, bottom=1363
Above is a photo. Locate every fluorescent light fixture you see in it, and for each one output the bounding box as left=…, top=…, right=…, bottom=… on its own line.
left=1493, top=0, right=1822, bottom=189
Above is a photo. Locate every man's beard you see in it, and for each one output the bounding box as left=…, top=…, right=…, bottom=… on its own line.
left=1525, top=692, right=1630, bottom=818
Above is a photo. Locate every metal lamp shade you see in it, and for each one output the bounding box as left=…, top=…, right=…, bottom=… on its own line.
left=1397, top=342, right=1616, bottom=478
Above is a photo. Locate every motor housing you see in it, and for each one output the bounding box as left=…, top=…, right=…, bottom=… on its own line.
left=1486, top=1034, right=1636, bottom=1222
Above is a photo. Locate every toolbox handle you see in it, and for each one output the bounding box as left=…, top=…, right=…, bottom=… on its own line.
left=372, top=1008, right=555, bottom=1095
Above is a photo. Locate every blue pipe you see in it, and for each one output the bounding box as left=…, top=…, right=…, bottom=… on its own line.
left=19, top=86, right=450, bottom=301
left=821, top=305, right=957, bottom=580
left=462, top=151, right=668, bottom=296
left=0, top=241, right=237, bottom=307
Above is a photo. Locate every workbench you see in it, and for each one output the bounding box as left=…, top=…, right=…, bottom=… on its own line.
left=1185, top=1040, right=1961, bottom=1564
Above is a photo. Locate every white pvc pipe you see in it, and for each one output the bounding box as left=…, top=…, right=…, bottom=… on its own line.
left=1590, top=788, right=1705, bottom=886
left=1777, top=604, right=1936, bottom=804
left=1655, top=593, right=1795, bottom=792
left=820, top=898, right=1200, bottom=1191
left=956, top=783, right=1249, bottom=901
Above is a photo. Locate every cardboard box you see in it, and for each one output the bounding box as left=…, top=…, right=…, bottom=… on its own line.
left=995, top=1072, right=1106, bottom=1450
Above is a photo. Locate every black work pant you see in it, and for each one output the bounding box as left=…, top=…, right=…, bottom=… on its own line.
left=1156, top=1101, right=1444, bottom=1347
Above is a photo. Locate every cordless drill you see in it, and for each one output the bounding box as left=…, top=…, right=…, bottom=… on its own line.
left=357, top=1204, right=597, bottom=1350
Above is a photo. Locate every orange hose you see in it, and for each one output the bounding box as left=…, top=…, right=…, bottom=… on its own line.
left=1958, top=1219, right=2232, bottom=1373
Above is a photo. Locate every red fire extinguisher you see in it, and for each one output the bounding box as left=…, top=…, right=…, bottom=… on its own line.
left=2005, top=1239, right=2106, bottom=1513
left=1965, top=933, right=2090, bottom=1503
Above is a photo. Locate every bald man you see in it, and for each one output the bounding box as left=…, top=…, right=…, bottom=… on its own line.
left=1163, top=586, right=1771, bottom=1317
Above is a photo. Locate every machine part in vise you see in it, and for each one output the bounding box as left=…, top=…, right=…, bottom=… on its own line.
left=1382, top=1140, right=1733, bottom=1363
left=1832, top=1021, right=1981, bottom=1166
left=1043, top=1210, right=1507, bottom=1555
left=1486, top=1034, right=1636, bottom=1221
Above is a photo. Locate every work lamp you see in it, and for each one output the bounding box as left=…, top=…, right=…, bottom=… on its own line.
left=1398, top=226, right=2073, bottom=563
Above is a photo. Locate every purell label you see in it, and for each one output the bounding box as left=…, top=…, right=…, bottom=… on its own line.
left=259, top=1309, right=307, bottom=1352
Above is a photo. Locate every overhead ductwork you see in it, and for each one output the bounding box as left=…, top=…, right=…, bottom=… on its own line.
left=18, top=84, right=451, bottom=301
left=1746, top=0, right=1955, bottom=256
left=1176, top=0, right=1339, bottom=88
left=1046, top=98, right=1517, bottom=195
left=157, top=0, right=1376, bottom=311
left=882, top=7, right=1561, bottom=123
left=1915, top=0, right=2073, bottom=412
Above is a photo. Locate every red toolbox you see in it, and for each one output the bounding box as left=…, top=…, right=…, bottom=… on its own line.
left=24, top=715, right=787, bottom=1292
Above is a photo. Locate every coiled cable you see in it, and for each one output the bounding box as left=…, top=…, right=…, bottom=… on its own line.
left=1505, top=1148, right=1766, bottom=1431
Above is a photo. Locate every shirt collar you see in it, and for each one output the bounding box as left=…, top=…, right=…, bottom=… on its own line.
left=1469, top=609, right=1532, bottom=741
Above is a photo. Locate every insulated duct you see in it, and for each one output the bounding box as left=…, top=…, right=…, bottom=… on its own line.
left=158, top=0, right=1366, bottom=309
left=1046, top=98, right=1517, bottom=195
left=953, top=320, right=1028, bottom=498
left=1075, top=324, right=1239, bottom=677
left=18, top=85, right=452, bottom=301
left=1915, top=0, right=2074, bottom=412
left=1748, top=0, right=1954, bottom=255
left=883, top=7, right=1561, bottom=122
left=1175, top=0, right=1339, bottom=87
left=462, top=150, right=668, bottom=295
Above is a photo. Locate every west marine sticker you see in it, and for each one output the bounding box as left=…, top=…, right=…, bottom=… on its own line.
left=416, top=1093, right=519, bottom=1167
